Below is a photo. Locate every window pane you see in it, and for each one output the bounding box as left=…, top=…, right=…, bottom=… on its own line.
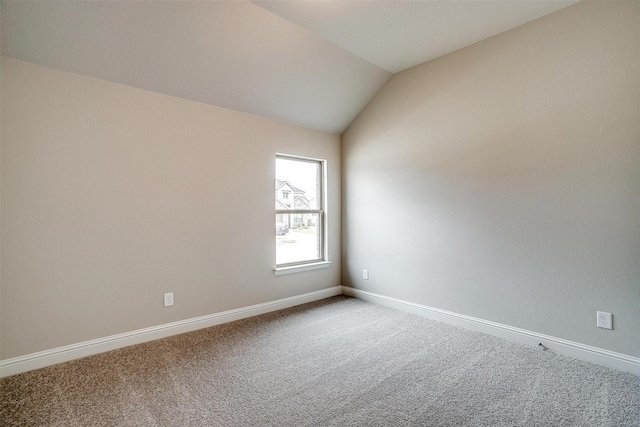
left=276, top=213, right=320, bottom=265
left=275, top=158, right=319, bottom=210
left=276, top=155, right=324, bottom=267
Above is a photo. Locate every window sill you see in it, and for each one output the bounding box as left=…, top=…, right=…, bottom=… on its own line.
left=274, top=261, right=332, bottom=276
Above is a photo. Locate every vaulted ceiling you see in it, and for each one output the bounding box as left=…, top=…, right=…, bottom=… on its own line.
left=1, top=1, right=577, bottom=134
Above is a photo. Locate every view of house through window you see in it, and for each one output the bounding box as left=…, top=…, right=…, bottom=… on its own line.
left=276, top=155, right=324, bottom=267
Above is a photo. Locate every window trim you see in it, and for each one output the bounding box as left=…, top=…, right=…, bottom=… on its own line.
left=273, top=261, right=332, bottom=276
left=274, top=153, right=328, bottom=272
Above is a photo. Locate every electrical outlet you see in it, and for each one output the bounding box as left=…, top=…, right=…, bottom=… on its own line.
left=363, top=269, right=369, bottom=280
left=164, top=292, right=174, bottom=307
left=597, top=311, right=612, bottom=329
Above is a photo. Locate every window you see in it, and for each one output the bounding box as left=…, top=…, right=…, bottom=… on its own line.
left=275, top=154, right=328, bottom=272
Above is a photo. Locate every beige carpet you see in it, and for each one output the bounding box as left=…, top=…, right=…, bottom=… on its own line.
left=1, top=296, right=639, bottom=426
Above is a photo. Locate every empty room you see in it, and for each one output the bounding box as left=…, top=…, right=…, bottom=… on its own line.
left=1, top=1, right=639, bottom=425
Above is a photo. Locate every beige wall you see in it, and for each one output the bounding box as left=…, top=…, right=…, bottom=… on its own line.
left=342, top=1, right=640, bottom=357
left=0, top=57, right=341, bottom=359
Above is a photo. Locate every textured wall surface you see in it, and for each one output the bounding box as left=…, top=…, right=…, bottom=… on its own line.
left=1, top=58, right=341, bottom=359
left=342, top=1, right=640, bottom=357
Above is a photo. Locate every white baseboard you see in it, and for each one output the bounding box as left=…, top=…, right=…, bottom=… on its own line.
left=342, top=286, right=639, bottom=376
left=4, top=285, right=637, bottom=378
left=0, top=286, right=342, bottom=378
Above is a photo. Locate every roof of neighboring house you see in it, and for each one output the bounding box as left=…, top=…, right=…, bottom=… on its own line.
left=276, top=199, right=289, bottom=210
left=275, top=179, right=305, bottom=194
left=294, top=196, right=311, bottom=209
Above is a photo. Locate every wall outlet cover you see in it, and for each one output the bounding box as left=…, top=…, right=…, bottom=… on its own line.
left=597, top=311, right=612, bottom=329
left=164, top=292, right=174, bottom=307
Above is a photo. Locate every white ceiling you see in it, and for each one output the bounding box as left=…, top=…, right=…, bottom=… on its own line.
left=254, top=1, right=578, bottom=74
left=1, top=1, right=577, bottom=134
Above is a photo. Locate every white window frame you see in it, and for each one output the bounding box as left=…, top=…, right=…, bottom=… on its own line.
left=274, top=154, right=331, bottom=275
